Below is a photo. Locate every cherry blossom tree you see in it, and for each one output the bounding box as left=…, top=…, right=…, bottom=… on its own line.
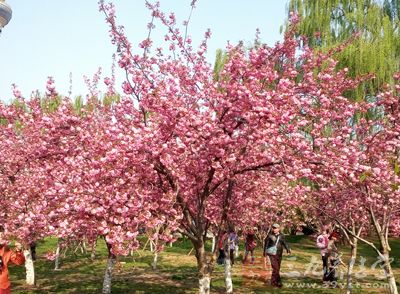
left=0, top=82, right=88, bottom=285
left=98, top=2, right=382, bottom=292
left=1, top=2, right=398, bottom=293
left=290, top=51, right=400, bottom=293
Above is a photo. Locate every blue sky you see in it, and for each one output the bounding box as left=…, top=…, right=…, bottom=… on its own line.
left=0, top=1, right=288, bottom=102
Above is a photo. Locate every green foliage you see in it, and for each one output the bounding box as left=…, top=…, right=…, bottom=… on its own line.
left=40, top=96, right=62, bottom=113
left=0, top=117, right=8, bottom=126
left=322, top=124, right=333, bottom=137
left=298, top=177, right=320, bottom=190
left=213, top=49, right=228, bottom=81
left=394, top=161, right=400, bottom=176
left=359, top=170, right=372, bottom=182
left=103, top=94, right=120, bottom=107
left=73, top=96, right=84, bottom=115
left=384, top=0, right=400, bottom=22
left=13, top=120, right=24, bottom=134
left=12, top=98, right=28, bottom=112
left=286, top=0, right=400, bottom=100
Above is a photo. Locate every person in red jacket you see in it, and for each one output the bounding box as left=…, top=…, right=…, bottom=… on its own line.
left=0, top=226, right=25, bottom=294
left=243, top=228, right=257, bottom=264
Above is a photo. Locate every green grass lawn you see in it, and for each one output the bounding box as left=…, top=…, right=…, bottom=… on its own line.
left=8, top=235, right=400, bottom=293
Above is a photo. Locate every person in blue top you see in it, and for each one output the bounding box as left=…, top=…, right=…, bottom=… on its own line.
left=227, top=229, right=238, bottom=266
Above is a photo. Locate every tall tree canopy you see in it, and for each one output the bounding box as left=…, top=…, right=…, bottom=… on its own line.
left=286, top=0, right=400, bottom=100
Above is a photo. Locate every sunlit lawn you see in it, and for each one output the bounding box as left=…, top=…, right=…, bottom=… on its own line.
left=8, top=235, right=400, bottom=293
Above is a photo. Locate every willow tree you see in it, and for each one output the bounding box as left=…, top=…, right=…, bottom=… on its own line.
left=286, top=0, right=400, bottom=100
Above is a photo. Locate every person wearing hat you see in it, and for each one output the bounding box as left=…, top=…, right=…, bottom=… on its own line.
left=263, top=223, right=291, bottom=288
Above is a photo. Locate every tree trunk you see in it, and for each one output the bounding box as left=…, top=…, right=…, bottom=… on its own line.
left=23, top=249, right=35, bottom=286
left=235, top=244, right=239, bottom=258
left=381, top=253, right=398, bottom=294
left=151, top=251, right=158, bottom=270
left=224, top=255, right=233, bottom=293
left=102, top=243, right=116, bottom=294
left=194, top=240, right=213, bottom=294
left=346, top=239, right=357, bottom=294
left=73, top=241, right=86, bottom=255
left=151, top=235, right=159, bottom=270
left=379, top=239, right=398, bottom=294
left=82, top=240, right=87, bottom=254
left=211, top=236, right=216, bottom=253
left=370, top=209, right=398, bottom=294
left=91, top=237, right=98, bottom=260
left=54, top=242, right=61, bottom=270
left=150, top=239, right=154, bottom=252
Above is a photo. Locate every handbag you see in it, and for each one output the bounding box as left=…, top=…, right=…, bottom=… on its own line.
left=266, top=236, right=280, bottom=255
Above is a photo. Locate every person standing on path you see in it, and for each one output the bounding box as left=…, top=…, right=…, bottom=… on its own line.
left=316, top=226, right=330, bottom=281
left=227, top=229, right=238, bottom=266
left=217, top=230, right=228, bottom=265
left=0, top=226, right=25, bottom=294
left=263, top=223, right=291, bottom=288
left=326, top=231, right=341, bottom=285
left=243, top=229, right=257, bottom=264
